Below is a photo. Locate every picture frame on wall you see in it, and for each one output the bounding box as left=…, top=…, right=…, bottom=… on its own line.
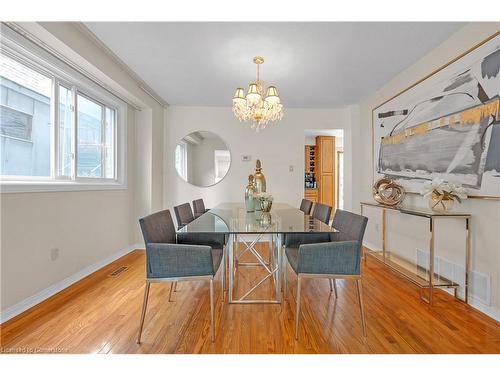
left=372, top=32, right=500, bottom=199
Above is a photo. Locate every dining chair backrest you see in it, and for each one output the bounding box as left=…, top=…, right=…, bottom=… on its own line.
left=299, top=199, right=313, bottom=215
left=174, top=203, right=195, bottom=229
left=331, top=209, right=368, bottom=245
left=192, top=199, right=206, bottom=217
left=312, top=202, right=332, bottom=225
left=139, top=209, right=176, bottom=245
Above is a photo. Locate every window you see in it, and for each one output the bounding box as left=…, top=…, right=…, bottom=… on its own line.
left=175, top=142, right=187, bottom=180
left=0, top=35, right=125, bottom=192
left=1, top=54, right=52, bottom=177
left=76, top=94, right=115, bottom=179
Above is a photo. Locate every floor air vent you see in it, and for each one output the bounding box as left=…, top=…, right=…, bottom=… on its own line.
left=109, top=266, right=128, bottom=277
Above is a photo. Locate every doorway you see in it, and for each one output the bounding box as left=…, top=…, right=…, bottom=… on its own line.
left=303, top=129, right=344, bottom=212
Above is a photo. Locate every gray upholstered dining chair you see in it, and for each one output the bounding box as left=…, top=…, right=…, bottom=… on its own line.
left=283, top=209, right=368, bottom=340
left=299, top=199, right=313, bottom=215
left=311, top=202, right=332, bottom=224
left=192, top=198, right=209, bottom=218
left=174, top=202, right=195, bottom=229
left=136, top=209, right=224, bottom=344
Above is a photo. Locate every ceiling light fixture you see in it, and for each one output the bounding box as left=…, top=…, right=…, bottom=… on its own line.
left=232, top=56, right=283, bottom=131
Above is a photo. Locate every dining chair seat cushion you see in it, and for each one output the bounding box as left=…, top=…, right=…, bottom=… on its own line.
left=284, top=232, right=331, bottom=248
left=177, top=232, right=226, bottom=249
left=285, top=240, right=361, bottom=275
left=146, top=243, right=222, bottom=279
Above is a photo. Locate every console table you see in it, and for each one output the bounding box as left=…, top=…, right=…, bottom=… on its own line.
left=360, top=202, right=471, bottom=305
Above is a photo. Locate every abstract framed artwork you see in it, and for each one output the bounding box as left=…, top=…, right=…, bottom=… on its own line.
left=372, top=32, right=500, bottom=199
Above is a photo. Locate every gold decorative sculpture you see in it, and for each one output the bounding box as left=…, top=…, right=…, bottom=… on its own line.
left=253, top=159, right=266, bottom=193
left=372, top=178, right=405, bottom=206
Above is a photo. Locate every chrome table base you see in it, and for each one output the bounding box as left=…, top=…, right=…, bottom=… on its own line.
left=228, top=232, right=283, bottom=304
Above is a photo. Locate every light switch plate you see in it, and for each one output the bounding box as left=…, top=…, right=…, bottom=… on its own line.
left=289, top=165, right=294, bottom=172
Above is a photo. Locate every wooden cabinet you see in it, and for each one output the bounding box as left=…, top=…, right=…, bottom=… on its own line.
left=304, top=188, right=318, bottom=203
left=316, top=136, right=335, bottom=210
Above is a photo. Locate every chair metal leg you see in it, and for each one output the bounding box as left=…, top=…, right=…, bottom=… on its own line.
left=332, top=279, right=338, bottom=299
left=174, top=281, right=178, bottom=292
left=136, top=281, right=150, bottom=344
left=329, top=279, right=333, bottom=292
left=210, top=278, right=215, bottom=342
left=169, top=281, right=175, bottom=302
left=356, top=279, right=367, bottom=337
left=295, top=276, right=301, bottom=340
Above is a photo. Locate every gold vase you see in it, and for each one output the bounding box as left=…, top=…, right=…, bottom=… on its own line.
left=253, top=159, right=266, bottom=193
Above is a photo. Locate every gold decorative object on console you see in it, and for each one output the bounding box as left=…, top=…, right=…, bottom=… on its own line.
left=429, top=192, right=455, bottom=213
left=372, top=178, right=405, bottom=206
left=253, top=159, right=267, bottom=193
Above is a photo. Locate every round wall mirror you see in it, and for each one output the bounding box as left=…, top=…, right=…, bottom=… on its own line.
left=174, top=131, right=231, bottom=187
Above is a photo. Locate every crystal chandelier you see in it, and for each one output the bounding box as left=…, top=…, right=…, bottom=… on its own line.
left=232, top=56, right=283, bottom=131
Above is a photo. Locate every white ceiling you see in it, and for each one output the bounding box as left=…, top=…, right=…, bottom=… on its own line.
left=85, top=22, right=465, bottom=108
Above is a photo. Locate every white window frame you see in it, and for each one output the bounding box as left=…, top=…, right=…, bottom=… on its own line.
left=0, top=28, right=127, bottom=193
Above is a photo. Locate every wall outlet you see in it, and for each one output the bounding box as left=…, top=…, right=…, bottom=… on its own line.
left=50, top=248, right=60, bottom=261
left=241, top=155, right=252, bottom=162
left=289, top=165, right=294, bottom=172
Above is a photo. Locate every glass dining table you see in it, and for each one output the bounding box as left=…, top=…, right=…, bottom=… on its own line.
left=177, top=202, right=335, bottom=304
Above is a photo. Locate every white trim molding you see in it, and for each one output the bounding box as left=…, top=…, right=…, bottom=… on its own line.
left=0, top=243, right=142, bottom=324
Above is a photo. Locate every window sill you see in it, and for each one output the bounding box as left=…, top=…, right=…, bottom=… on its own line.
left=0, top=180, right=128, bottom=194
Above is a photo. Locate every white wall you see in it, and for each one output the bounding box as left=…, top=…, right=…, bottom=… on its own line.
left=359, top=23, right=500, bottom=320
left=0, top=22, right=166, bottom=320
left=164, top=106, right=360, bottom=211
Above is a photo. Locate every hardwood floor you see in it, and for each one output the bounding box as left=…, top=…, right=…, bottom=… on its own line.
left=1, top=247, right=499, bottom=354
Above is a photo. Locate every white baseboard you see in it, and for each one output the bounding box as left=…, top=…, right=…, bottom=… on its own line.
left=363, top=241, right=381, bottom=252
left=0, top=243, right=142, bottom=325
left=469, top=297, right=500, bottom=322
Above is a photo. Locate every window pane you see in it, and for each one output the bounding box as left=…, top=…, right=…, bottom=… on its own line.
left=58, top=85, right=73, bottom=177
left=0, top=54, right=52, bottom=177
left=76, top=94, right=102, bottom=178
left=175, top=143, right=187, bottom=180
left=104, top=107, right=115, bottom=179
